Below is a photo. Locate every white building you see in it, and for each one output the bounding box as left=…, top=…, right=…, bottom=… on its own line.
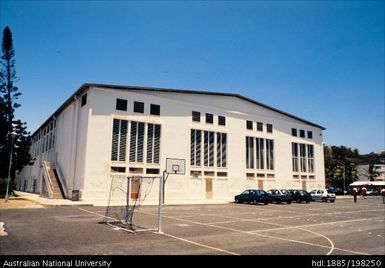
left=17, top=83, right=326, bottom=204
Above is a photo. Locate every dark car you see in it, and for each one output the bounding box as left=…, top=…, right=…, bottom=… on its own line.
left=266, top=189, right=292, bottom=204
left=234, top=189, right=271, bottom=205
left=287, top=189, right=312, bottom=203
left=366, top=189, right=379, bottom=196
left=328, top=187, right=347, bottom=195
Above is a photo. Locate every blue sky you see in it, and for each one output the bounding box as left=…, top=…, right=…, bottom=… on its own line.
left=0, top=1, right=384, bottom=154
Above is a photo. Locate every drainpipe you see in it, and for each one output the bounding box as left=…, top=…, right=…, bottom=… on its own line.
left=71, top=95, right=81, bottom=201
left=52, top=116, right=57, bottom=164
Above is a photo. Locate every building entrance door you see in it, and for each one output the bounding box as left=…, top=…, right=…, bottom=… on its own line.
left=131, top=178, right=140, bottom=200
left=258, top=180, right=264, bottom=190
left=205, top=178, right=213, bottom=199
left=302, top=181, right=307, bottom=191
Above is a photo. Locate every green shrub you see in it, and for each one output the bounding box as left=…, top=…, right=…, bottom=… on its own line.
left=0, top=178, right=16, bottom=198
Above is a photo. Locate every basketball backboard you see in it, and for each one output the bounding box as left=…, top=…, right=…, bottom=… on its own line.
left=166, top=158, right=186, bottom=175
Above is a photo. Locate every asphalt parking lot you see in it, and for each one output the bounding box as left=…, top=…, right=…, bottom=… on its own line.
left=1, top=197, right=384, bottom=255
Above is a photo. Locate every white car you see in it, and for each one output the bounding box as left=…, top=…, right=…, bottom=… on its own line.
left=309, top=189, right=336, bottom=202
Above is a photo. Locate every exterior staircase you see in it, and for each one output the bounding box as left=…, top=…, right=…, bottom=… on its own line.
left=42, top=161, right=65, bottom=199
left=48, top=167, right=64, bottom=199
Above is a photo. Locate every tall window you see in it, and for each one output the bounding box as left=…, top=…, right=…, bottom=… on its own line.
left=266, top=124, right=273, bottom=133
left=206, top=113, right=214, bottom=124
left=266, top=139, right=274, bottom=170
left=307, top=144, right=314, bottom=173
left=218, top=116, right=226, bottom=126
left=256, top=138, right=264, bottom=169
left=130, top=121, right=145, bottom=162
left=292, top=143, right=299, bottom=172
left=190, top=129, right=202, bottom=166
left=217, top=133, right=227, bottom=167
left=192, top=111, right=200, bottom=122
left=81, top=94, right=87, bottom=107
left=150, top=104, right=160, bottom=116
left=147, top=124, right=161, bottom=164
left=257, top=122, right=263, bottom=132
left=307, top=131, right=313, bottom=139
left=246, top=120, right=253, bottom=130
left=300, top=130, right=305, bottom=138
left=111, top=119, right=128, bottom=161
left=204, top=131, right=215, bottom=167
left=299, top=143, right=307, bottom=172
left=246, top=136, right=254, bottom=169
left=116, top=99, right=127, bottom=111
left=133, top=101, right=144, bottom=113
left=291, top=128, right=297, bottom=137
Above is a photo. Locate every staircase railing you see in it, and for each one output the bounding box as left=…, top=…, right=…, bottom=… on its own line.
left=54, top=163, right=68, bottom=199
left=42, top=161, right=53, bottom=199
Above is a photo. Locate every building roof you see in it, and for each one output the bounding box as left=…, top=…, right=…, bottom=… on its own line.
left=349, top=181, right=385, bottom=186
left=32, top=83, right=326, bottom=136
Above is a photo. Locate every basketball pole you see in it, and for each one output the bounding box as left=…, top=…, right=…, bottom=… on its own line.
left=157, top=171, right=166, bottom=233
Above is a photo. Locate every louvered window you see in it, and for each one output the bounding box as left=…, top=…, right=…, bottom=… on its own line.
left=266, top=139, right=274, bottom=170
left=204, top=131, right=215, bottom=167
left=190, top=129, right=202, bottom=166
left=292, top=143, right=299, bottom=172
left=147, top=124, right=161, bottom=164
left=111, top=119, right=128, bottom=161
left=130, top=121, right=145, bottom=162
left=256, top=138, right=264, bottom=169
left=246, top=136, right=254, bottom=169
left=216, top=133, right=227, bottom=167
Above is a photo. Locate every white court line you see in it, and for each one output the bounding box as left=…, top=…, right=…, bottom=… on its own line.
left=138, top=210, right=339, bottom=255
left=161, top=233, right=239, bottom=255
left=77, top=207, right=239, bottom=255
left=247, top=217, right=384, bottom=233
left=81, top=207, right=374, bottom=255
left=142, top=210, right=376, bottom=255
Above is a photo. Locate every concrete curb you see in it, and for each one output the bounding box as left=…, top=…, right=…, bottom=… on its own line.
left=13, top=191, right=94, bottom=207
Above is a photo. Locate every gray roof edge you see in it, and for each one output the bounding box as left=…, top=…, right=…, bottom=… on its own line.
left=31, top=82, right=325, bottom=137
left=88, top=83, right=326, bottom=130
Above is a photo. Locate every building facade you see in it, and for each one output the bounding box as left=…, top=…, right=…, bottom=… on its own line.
left=17, top=84, right=326, bottom=204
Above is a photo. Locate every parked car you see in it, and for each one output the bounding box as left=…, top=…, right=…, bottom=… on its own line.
left=366, top=189, right=379, bottom=196
left=266, top=189, right=292, bottom=204
left=287, top=189, right=312, bottom=203
left=234, top=189, right=271, bottom=205
left=309, top=189, right=336, bottom=202
left=328, top=187, right=347, bottom=195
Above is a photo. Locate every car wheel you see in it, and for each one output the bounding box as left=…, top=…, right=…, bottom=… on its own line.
left=306, top=200, right=310, bottom=203
left=296, top=198, right=301, bottom=203
left=287, top=201, right=291, bottom=204
left=264, top=202, right=268, bottom=205
left=253, top=200, right=257, bottom=205
left=330, top=200, right=335, bottom=203
left=322, top=197, right=327, bottom=202
left=277, top=200, right=281, bottom=204
left=235, top=199, right=239, bottom=203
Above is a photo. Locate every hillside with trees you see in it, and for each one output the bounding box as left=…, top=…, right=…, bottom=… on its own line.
left=324, top=145, right=385, bottom=188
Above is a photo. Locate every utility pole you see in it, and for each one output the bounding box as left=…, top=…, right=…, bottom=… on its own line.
left=342, top=165, right=346, bottom=196
left=5, top=132, right=17, bottom=202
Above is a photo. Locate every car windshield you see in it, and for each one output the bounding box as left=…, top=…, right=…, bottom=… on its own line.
left=281, top=190, right=290, bottom=195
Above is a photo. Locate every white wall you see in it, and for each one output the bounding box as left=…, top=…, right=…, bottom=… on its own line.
left=18, top=85, right=325, bottom=204
left=79, top=86, right=324, bottom=203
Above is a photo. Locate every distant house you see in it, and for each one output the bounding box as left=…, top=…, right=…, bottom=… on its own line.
left=373, top=164, right=385, bottom=181
left=16, top=83, right=326, bottom=204
left=357, top=164, right=370, bottom=181
left=357, top=164, right=385, bottom=182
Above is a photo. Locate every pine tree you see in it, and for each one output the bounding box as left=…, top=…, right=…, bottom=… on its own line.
left=0, top=26, right=31, bottom=180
